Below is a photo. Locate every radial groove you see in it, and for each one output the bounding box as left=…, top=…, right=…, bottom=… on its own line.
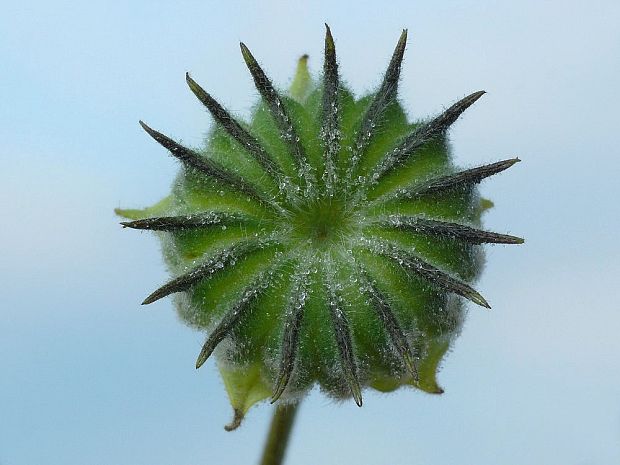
left=384, top=216, right=525, bottom=244
left=364, top=278, right=419, bottom=380
left=240, top=43, right=312, bottom=181
left=195, top=281, right=264, bottom=369
left=271, top=270, right=309, bottom=402
left=372, top=91, right=486, bottom=181
left=326, top=282, right=363, bottom=406
left=121, top=29, right=524, bottom=413
left=321, top=24, right=341, bottom=194
left=373, top=243, right=490, bottom=308
left=185, top=73, right=284, bottom=181
left=348, top=29, right=408, bottom=179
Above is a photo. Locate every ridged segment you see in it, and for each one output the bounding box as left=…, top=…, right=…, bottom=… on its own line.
left=120, top=26, right=522, bottom=416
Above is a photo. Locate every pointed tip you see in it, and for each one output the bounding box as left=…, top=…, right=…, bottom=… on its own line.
left=270, top=388, right=285, bottom=404
left=119, top=221, right=130, bottom=228
left=325, top=23, right=334, bottom=49
left=471, top=292, right=491, bottom=309
left=224, top=409, right=244, bottom=432
left=290, top=51, right=312, bottom=103
left=239, top=42, right=253, bottom=64
left=350, top=384, right=363, bottom=407
left=270, top=379, right=287, bottom=404
left=142, top=287, right=165, bottom=305
left=138, top=120, right=153, bottom=136
left=185, top=71, right=196, bottom=90
left=501, top=234, right=525, bottom=245
left=185, top=72, right=205, bottom=99
left=471, top=90, right=486, bottom=102
left=196, top=335, right=218, bottom=369
left=397, top=28, right=408, bottom=49
left=195, top=349, right=209, bottom=369
left=296, top=54, right=310, bottom=70
left=270, top=378, right=286, bottom=403
left=495, top=157, right=521, bottom=173
left=432, top=386, right=445, bottom=395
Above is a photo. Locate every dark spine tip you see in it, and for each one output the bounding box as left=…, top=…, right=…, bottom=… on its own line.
left=352, top=386, right=363, bottom=407
left=466, top=288, right=491, bottom=309
left=460, top=90, right=486, bottom=111
left=399, top=28, right=408, bottom=46
left=224, top=409, right=244, bottom=432
left=239, top=42, right=254, bottom=64
left=138, top=120, right=165, bottom=146
left=271, top=377, right=288, bottom=403
left=195, top=352, right=208, bottom=369
left=138, top=120, right=162, bottom=145
left=185, top=72, right=196, bottom=88
left=492, top=157, right=521, bottom=173
left=196, top=339, right=216, bottom=369
left=390, top=28, right=408, bottom=72
left=392, top=29, right=408, bottom=61
left=325, top=24, right=335, bottom=50
left=185, top=73, right=207, bottom=101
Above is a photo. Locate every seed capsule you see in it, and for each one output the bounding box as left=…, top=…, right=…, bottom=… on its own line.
left=117, top=25, right=522, bottom=430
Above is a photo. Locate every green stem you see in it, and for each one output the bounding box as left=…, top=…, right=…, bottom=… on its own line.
left=258, top=402, right=300, bottom=465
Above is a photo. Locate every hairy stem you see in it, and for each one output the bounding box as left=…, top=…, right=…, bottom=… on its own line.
left=258, top=403, right=300, bottom=465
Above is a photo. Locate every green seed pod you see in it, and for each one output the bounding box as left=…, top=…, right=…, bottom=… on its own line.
left=117, top=26, right=522, bottom=429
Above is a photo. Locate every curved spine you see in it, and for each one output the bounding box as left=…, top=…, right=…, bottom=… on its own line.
left=347, top=29, right=408, bottom=180
left=383, top=216, right=524, bottom=244
left=185, top=73, right=284, bottom=182
left=320, top=24, right=341, bottom=195
left=371, top=91, right=486, bottom=182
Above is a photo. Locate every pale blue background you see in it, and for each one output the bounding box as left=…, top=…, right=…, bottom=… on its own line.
left=2, top=1, right=619, bottom=464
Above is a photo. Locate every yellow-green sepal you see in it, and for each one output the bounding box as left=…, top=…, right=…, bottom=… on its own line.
left=218, top=361, right=272, bottom=431
left=115, top=196, right=173, bottom=220
left=368, top=336, right=449, bottom=395
left=288, top=54, right=313, bottom=104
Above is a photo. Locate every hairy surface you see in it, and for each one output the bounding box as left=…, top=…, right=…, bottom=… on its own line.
left=117, top=25, right=522, bottom=428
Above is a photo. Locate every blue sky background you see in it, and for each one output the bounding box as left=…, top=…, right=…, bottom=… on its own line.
left=1, top=1, right=619, bottom=464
